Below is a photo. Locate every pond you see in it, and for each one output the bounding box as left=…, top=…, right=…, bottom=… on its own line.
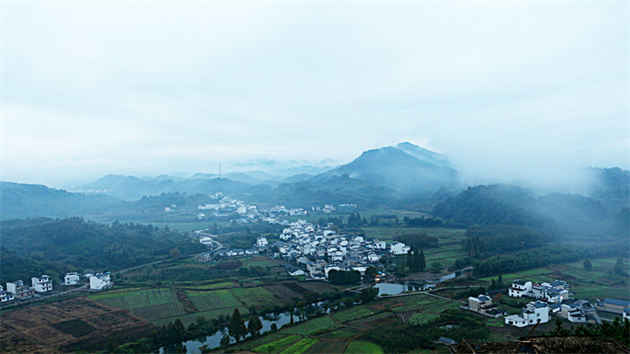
left=175, top=313, right=294, bottom=353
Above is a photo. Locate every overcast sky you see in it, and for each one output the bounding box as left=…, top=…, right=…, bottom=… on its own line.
left=2, top=1, right=628, bottom=188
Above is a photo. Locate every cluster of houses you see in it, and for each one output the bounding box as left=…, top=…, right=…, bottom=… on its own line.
left=195, top=219, right=410, bottom=280
left=262, top=220, right=407, bottom=279
left=1, top=275, right=53, bottom=302
left=466, top=278, right=630, bottom=328
left=0, top=272, right=113, bottom=303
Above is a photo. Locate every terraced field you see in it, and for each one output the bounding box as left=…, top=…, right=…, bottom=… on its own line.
left=185, top=289, right=242, bottom=311
left=91, top=288, right=188, bottom=322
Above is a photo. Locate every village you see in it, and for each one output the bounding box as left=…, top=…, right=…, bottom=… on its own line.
left=0, top=271, right=113, bottom=304
left=196, top=218, right=410, bottom=280
left=195, top=217, right=630, bottom=333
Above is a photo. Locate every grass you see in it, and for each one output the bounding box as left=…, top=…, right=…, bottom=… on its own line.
left=279, top=338, right=318, bottom=354
left=185, top=281, right=238, bottom=290
left=332, top=306, right=375, bottom=323
left=408, top=312, right=440, bottom=325
left=344, top=341, right=384, bottom=354
left=186, top=289, right=242, bottom=311
left=230, top=287, right=278, bottom=307
left=90, top=288, right=179, bottom=310
left=283, top=316, right=338, bottom=335
left=252, top=335, right=301, bottom=353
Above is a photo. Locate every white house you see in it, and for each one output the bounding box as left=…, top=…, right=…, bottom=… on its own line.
left=504, top=301, right=549, bottom=327
left=0, top=285, right=14, bottom=302
left=390, top=242, right=410, bottom=255
left=90, top=273, right=112, bottom=290
left=374, top=240, right=387, bottom=250
left=623, top=307, right=630, bottom=322
left=508, top=279, right=533, bottom=298
left=31, top=275, right=53, bottom=293
left=256, top=237, right=268, bottom=248
left=567, top=308, right=587, bottom=323
left=64, top=272, right=81, bottom=285
left=367, top=253, right=380, bottom=262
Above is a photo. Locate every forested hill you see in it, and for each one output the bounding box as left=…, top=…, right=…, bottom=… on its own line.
left=432, top=184, right=628, bottom=239
left=0, top=182, right=126, bottom=220
left=0, top=218, right=206, bottom=284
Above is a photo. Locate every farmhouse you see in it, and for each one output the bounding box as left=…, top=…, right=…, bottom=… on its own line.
left=64, top=272, right=81, bottom=285
left=0, top=285, right=15, bottom=302
left=390, top=242, right=410, bottom=255
left=467, top=294, right=506, bottom=318
left=508, top=279, right=532, bottom=297
left=6, top=280, right=35, bottom=299
left=90, top=273, right=113, bottom=290
left=195, top=252, right=212, bottom=262
left=31, top=275, right=53, bottom=293
left=504, top=301, right=549, bottom=327
left=596, top=298, right=630, bottom=315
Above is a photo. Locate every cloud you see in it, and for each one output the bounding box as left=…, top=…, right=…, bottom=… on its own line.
left=2, top=1, right=627, bottom=187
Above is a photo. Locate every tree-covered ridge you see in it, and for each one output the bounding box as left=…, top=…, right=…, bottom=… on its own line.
left=0, top=217, right=205, bottom=284
left=432, top=184, right=627, bottom=239
left=463, top=225, right=559, bottom=256
left=432, top=184, right=539, bottom=227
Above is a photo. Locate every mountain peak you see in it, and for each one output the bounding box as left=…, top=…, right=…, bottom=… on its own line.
left=325, top=143, right=460, bottom=193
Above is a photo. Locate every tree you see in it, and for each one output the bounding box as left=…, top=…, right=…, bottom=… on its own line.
left=169, top=247, right=181, bottom=259
left=360, top=286, right=378, bottom=303
left=418, top=250, right=426, bottom=271
left=248, top=315, right=263, bottom=337
left=583, top=258, right=593, bottom=271
left=228, top=308, right=247, bottom=342
left=220, top=333, right=230, bottom=348
left=613, top=257, right=625, bottom=275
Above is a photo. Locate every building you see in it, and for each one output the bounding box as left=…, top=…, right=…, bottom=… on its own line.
left=504, top=301, right=549, bottom=327
left=31, top=275, right=53, bottom=292
left=256, top=237, right=268, bottom=248
left=468, top=295, right=493, bottom=312
left=64, top=272, right=81, bottom=285
left=508, top=279, right=532, bottom=297
left=89, top=273, right=112, bottom=290
left=623, top=307, right=630, bottom=322
left=195, top=252, right=212, bottom=262
left=390, top=242, right=410, bottom=255
left=0, top=285, right=15, bottom=302
left=596, top=298, right=630, bottom=315
left=6, top=280, right=34, bottom=299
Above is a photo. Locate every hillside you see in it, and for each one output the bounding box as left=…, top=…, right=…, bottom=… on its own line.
left=0, top=217, right=206, bottom=284
left=432, top=184, right=627, bottom=240
left=323, top=142, right=460, bottom=193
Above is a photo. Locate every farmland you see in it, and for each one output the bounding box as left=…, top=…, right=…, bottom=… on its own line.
left=89, top=280, right=337, bottom=327
left=0, top=297, right=154, bottom=353
left=479, top=257, right=630, bottom=301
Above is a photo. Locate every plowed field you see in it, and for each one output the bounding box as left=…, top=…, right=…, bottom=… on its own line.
left=0, top=297, right=154, bottom=353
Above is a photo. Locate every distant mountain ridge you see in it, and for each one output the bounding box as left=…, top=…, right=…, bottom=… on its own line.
left=322, top=142, right=460, bottom=193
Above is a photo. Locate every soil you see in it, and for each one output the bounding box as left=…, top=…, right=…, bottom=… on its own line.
left=0, top=297, right=155, bottom=353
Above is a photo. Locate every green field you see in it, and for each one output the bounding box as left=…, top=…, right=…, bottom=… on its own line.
left=283, top=316, right=338, bottom=335
left=479, top=257, right=630, bottom=301
left=408, top=312, right=440, bottom=325
left=362, top=226, right=465, bottom=241
left=230, top=287, right=278, bottom=307
left=186, top=289, right=242, bottom=311
left=91, top=288, right=188, bottom=322
left=253, top=335, right=301, bottom=353
left=332, top=306, right=375, bottom=323
left=279, top=338, right=318, bottom=354
left=344, top=341, right=384, bottom=354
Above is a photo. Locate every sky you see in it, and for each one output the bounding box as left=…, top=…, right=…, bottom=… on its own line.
left=2, top=1, right=628, bottom=189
